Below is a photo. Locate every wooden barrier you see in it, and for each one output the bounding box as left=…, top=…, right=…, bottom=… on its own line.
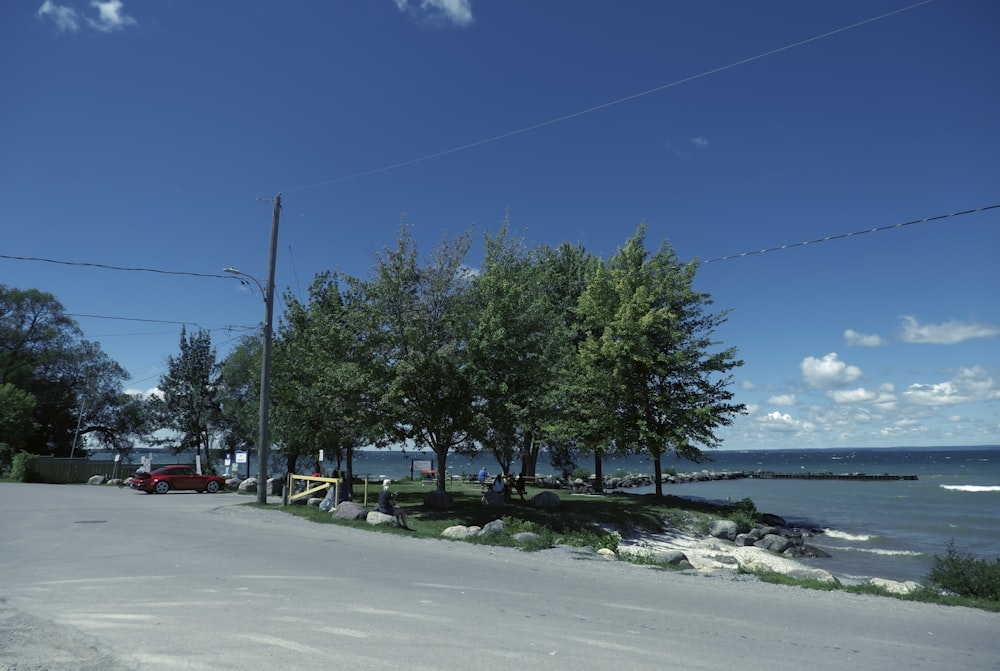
left=284, top=474, right=343, bottom=505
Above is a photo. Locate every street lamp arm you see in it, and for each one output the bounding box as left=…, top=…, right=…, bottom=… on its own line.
left=223, top=267, right=266, bottom=300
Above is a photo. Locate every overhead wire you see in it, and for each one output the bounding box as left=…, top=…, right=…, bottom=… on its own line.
left=281, top=0, right=935, bottom=194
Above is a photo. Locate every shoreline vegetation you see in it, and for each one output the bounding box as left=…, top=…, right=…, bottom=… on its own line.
left=257, top=475, right=1000, bottom=613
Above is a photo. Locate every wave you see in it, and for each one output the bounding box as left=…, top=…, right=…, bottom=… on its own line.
left=823, top=529, right=875, bottom=542
left=940, top=485, right=1000, bottom=493
left=836, top=546, right=925, bottom=557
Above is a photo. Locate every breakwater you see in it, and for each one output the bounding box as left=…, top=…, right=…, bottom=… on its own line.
left=596, top=469, right=918, bottom=491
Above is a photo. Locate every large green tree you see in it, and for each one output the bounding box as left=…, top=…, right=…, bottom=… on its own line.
left=0, top=285, right=129, bottom=456
left=352, top=224, right=477, bottom=494
left=575, top=226, right=745, bottom=496
left=271, top=272, right=379, bottom=488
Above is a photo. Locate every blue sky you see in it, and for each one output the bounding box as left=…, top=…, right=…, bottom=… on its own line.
left=4, top=0, right=998, bottom=450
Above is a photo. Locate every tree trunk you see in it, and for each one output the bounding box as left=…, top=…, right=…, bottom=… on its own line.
left=653, top=453, right=663, bottom=497
left=521, top=431, right=538, bottom=476
left=593, top=450, right=604, bottom=494
left=434, top=447, right=448, bottom=493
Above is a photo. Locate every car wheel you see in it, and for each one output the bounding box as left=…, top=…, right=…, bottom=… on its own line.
left=154, top=480, right=170, bottom=494
left=206, top=480, right=220, bottom=494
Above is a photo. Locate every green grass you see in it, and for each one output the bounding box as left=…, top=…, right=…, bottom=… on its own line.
left=255, top=479, right=1000, bottom=612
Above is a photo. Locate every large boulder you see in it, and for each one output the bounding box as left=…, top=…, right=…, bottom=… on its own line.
left=869, top=577, right=921, bottom=595
left=754, top=534, right=793, bottom=554
left=423, top=490, right=454, bottom=509
left=87, top=475, right=106, bottom=485
left=332, top=501, right=367, bottom=520
left=225, top=478, right=242, bottom=491
left=479, top=519, right=505, bottom=536
left=531, top=491, right=561, bottom=510
left=708, top=520, right=739, bottom=541
left=366, top=511, right=400, bottom=527
left=265, top=477, right=283, bottom=496
left=481, top=491, right=505, bottom=508
left=442, top=525, right=476, bottom=539
left=238, top=478, right=257, bottom=492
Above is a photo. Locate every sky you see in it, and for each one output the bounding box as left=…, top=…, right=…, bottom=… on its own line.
left=3, top=0, right=998, bottom=451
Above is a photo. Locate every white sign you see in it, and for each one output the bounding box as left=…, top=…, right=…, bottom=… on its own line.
left=235, top=451, right=248, bottom=464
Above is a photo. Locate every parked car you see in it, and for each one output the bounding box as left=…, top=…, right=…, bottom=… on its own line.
left=130, top=465, right=226, bottom=494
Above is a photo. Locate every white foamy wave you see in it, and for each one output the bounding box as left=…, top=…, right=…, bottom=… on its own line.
left=823, top=529, right=874, bottom=542
left=940, top=484, right=1000, bottom=493
left=839, top=546, right=924, bottom=557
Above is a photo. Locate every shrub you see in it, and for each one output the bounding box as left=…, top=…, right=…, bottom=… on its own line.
left=570, top=468, right=591, bottom=481
left=11, top=451, right=42, bottom=483
left=726, top=497, right=761, bottom=532
left=925, top=540, right=1000, bottom=601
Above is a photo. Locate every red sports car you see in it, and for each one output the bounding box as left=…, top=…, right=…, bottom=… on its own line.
left=129, top=465, right=226, bottom=494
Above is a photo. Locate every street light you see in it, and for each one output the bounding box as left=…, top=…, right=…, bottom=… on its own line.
left=224, top=193, right=281, bottom=505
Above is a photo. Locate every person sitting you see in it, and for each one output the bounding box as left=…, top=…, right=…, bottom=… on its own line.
left=513, top=474, right=527, bottom=499
left=491, top=473, right=506, bottom=495
left=478, top=467, right=488, bottom=484
left=377, top=479, right=411, bottom=529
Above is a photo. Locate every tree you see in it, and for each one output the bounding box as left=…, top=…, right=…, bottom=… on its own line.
left=270, top=272, right=379, bottom=489
left=575, top=225, right=745, bottom=496
left=0, top=285, right=129, bottom=456
left=155, top=327, right=221, bottom=472
left=217, top=334, right=263, bottom=470
left=466, top=222, right=556, bottom=476
left=0, top=383, right=37, bottom=469
left=353, top=223, right=477, bottom=493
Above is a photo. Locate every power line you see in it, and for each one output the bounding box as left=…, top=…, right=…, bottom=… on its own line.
left=66, top=312, right=254, bottom=331
left=700, top=203, right=998, bottom=265
left=0, top=255, right=231, bottom=279
left=282, top=0, right=935, bottom=194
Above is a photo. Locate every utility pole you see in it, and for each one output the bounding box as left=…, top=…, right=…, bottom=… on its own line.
left=257, top=193, right=281, bottom=505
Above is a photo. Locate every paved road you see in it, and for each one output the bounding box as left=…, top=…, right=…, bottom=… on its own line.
left=1, top=483, right=997, bottom=671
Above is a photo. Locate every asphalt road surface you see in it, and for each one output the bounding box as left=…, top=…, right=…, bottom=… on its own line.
left=1, top=482, right=997, bottom=671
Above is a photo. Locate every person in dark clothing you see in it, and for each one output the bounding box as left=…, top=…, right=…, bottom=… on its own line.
left=377, top=479, right=410, bottom=529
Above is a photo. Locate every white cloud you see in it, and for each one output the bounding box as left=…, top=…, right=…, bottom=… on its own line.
left=828, top=387, right=878, bottom=403
left=898, top=315, right=1000, bottom=345
left=768, top=394, right=797, bottom=406
left=125, top=387, right=161, bottom=400
left=903, top=365, right=999, bottom=407
left=844, top=328, right=885, bottom=347
left=801, top=352, right=863, bottom=388
left=38, top=1, right=80, bottom=32
left=88, top=0, right=136, bottom=32
left=691, top=136, right=709, bottom=149
left=38, top=0, right=136, bottom=33
left=757, top=411, right=812, bottom=433
left=394, top=0, right=473, bottom=27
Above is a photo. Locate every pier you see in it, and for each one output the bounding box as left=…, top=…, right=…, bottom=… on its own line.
left=754, top=472, right=918, bottom=481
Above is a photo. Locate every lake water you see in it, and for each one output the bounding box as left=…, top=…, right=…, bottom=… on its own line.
left=352, top=445, right=1000, bottom=584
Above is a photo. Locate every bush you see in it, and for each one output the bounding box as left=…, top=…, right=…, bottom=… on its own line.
left=11, top=451, right=42, bottom=483
left=570, top=468, right=591, bottom=481
left=726, top=497, right=761, bottom=532
left=925, top=541, right=1000, bottom=601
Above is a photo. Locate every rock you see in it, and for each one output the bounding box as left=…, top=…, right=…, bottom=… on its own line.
left=708, top=520, right=739, bottom=541
left=481, top=491, right=505, bottom=508
left=512, top=532, right=542, bottom=545
left=754, top=534, right=792, bottom=553
left=106, top=478, right=123, bottom=487
left=479, top=519, right=505, bottom=536
left=332, top=501, right=367, bottom=520
left=423, top=491, right=454, bottom=509
left=760, top=513, right=788, bottom=527
left=656, top=550, right=691, bottom=568
left=442, top=525, right=474, bottom=539
left=869, top=577, right=921, bottom=595
left=225, top=478, right=242, bottom=490
left=531, top=491, right=561, bottom=510
left=238, top=478, right=257, bottom=492
left=307, top=497, right=323, bottom=507
left=87, top=475, right=106, bottom=485
left=783, top=568, right=840, bottom=585
left=366, top=511, right=399, bottom=527
left=265, top=478, right=283, bottom=496
left=596, top=548, right=616, bottom=559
